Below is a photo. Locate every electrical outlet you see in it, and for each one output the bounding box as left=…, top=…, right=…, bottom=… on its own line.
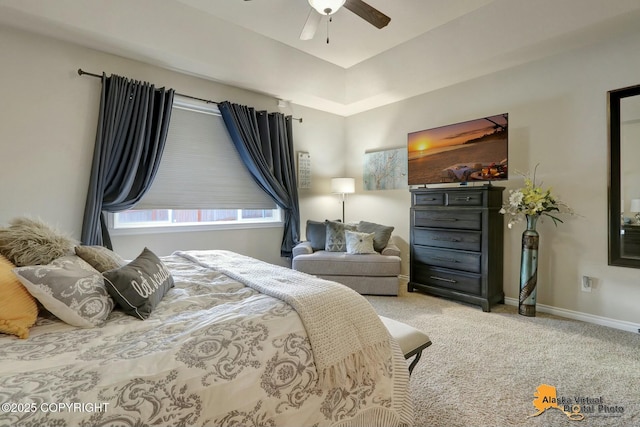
left=581, top=276, right=593, bottom=292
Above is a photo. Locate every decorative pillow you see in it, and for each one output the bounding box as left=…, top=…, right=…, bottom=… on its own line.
left=0, top=255, right=38, bottom=339
left=0, top=217, right=76, bottom=266
left=103, top=248, right=174, bottom=320
left=325, top=220, right=357, bottom=252
left=345, top=230, right=376, bottom=255
left=75, top=245, right=126, bottom=273
left=306, top=219, right=341, bottom=251
left=306, top=220, right=328, bottom=251
left=357, top=221, right=395, bottom=252
left=13, top=255, right=114, bottom=328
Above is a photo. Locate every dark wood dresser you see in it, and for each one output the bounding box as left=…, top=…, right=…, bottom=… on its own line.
left=409, top=186, right=505, bottom=311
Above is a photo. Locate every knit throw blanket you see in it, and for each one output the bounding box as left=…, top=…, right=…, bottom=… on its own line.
left=174, top=250, right=392, bottom=389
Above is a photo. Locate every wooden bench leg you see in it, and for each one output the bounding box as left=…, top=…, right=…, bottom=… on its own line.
left=408, top=350, right=422, bottom=375
left=379, top=315, right=432, bottom=375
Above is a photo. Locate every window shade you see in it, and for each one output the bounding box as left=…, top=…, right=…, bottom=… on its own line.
left=137, top=102, right=276, bottom=210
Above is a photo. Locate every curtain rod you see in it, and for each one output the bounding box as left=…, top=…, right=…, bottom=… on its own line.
left=77, top=68, right=302, bottom=123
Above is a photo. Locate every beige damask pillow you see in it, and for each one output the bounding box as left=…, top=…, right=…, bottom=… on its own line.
left=75, top=245, right=126, bottom=273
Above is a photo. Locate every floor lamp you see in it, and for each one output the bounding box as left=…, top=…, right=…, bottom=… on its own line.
left=331, top=178, right=355, bottom=222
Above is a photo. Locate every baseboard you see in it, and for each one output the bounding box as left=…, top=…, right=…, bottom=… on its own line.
left=504, top=297, right=640, bottom=334
left=398, top=275, right=410, bottom=296
left=398, top=276, right=639, bottom=334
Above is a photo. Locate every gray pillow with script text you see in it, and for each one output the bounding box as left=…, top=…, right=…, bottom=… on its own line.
left=102, top=248, right=174, bottom=320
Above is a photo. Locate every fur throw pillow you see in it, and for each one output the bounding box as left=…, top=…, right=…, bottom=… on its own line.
left=0, top=217, right=76, bottom=266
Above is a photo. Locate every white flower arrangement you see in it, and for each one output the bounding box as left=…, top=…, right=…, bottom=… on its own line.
left=499, top=164, right=574, bottom=229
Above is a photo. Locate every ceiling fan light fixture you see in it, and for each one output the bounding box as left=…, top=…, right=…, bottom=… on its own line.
left=308, top=0, right=346, bottom=15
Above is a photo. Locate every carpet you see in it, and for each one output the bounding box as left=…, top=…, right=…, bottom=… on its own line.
left=365, top=292, right=640, bottom=427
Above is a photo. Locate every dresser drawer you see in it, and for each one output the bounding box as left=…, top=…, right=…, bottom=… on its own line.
left=446, top=191, right=483, bottom=206
left=413, top=210, right=482, bottom=230
left=412, top=264, right=481, bottom=295
left=413, top=228, right=481, bottom=252
left=413, top=192, right=445, bottom=206
left=413, top=246, right=481, bottom=273
left=412, top=190, right=484, bottom=207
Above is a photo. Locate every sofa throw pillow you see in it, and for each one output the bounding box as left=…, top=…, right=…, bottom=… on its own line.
left=103, top=248, right=174, bottom=320
left=357, top=221, right=395, bottom=252
left=75, top=245, right=127, bottom=273
left=0, top=217, right=76, bottom=266
left=0, top=254, right=39, bottom=339
left=13, top=255, right=114, bottom=328
left=325, top=220, right=357, bottom=252
left=306, top=219, right=342, bottom=251
left=306, top=220, right=328, bottom=251
left=345, top=230, right=377, bottom=255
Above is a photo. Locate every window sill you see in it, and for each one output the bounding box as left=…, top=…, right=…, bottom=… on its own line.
left=109, top=221, right=284, bottom=236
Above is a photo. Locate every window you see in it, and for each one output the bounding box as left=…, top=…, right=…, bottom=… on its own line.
left=110, top=97, right=280, bottom=233
left=112, top=208, right=280, bottom=231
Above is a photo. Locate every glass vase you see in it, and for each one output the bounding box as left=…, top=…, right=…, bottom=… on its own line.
left=519, top=214, right=539, bottom=316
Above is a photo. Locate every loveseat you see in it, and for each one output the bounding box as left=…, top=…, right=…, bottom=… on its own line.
left=292, top=220, right=401, bottom=296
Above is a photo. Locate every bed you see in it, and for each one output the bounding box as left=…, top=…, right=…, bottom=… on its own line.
left=0, top=248, right=413, bottom=427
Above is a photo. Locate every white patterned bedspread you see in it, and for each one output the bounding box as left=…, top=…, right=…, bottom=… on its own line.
left=0, top=252, right=412, bottom=427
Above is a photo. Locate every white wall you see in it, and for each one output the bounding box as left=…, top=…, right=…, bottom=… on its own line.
left=290, top=105, right=346, bottom=235
left=0, top=26, right=342, bottom=266
left=338, top=30, right=640, bottom=324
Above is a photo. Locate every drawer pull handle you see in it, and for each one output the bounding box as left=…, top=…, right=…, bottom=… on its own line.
left=430, top=276, right=457, bottom=283
left=433, top=257, right=459, bottom=263
left=455, top=196, right=472, bottom=201
left=431, top=218, right=458, bottom=222
left=432, top=237, right=461, bottom=242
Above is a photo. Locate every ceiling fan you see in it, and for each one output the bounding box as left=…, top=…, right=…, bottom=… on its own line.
left=300, top=0, right=391, bottom=41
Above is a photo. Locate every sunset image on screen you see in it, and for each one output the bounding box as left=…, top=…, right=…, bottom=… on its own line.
left=407, top=114, right=508, bottom=185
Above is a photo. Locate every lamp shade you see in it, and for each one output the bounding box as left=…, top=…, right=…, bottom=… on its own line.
left=308, top=0, right=346, bottom=15
left=331, top=177, right=355, bottom=194
left=631, top=199, right=640, bottom=213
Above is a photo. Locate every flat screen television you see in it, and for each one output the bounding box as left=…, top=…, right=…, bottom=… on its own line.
left=407, top=113, right=508, bottom=186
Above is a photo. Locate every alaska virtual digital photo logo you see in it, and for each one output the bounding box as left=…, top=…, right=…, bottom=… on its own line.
left=528, top=384, right=625, bottom=421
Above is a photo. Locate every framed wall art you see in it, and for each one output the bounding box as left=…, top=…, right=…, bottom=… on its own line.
left=363, top=147, right=408, bottom=191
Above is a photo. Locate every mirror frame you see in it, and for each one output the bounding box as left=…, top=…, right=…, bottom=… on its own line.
left=608, top=83, right=640, bottom=268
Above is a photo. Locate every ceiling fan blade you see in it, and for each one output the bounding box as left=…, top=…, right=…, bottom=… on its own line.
left=300, top=9, right=321, bottom=40
left=343, top=0, right=390, bottom=29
